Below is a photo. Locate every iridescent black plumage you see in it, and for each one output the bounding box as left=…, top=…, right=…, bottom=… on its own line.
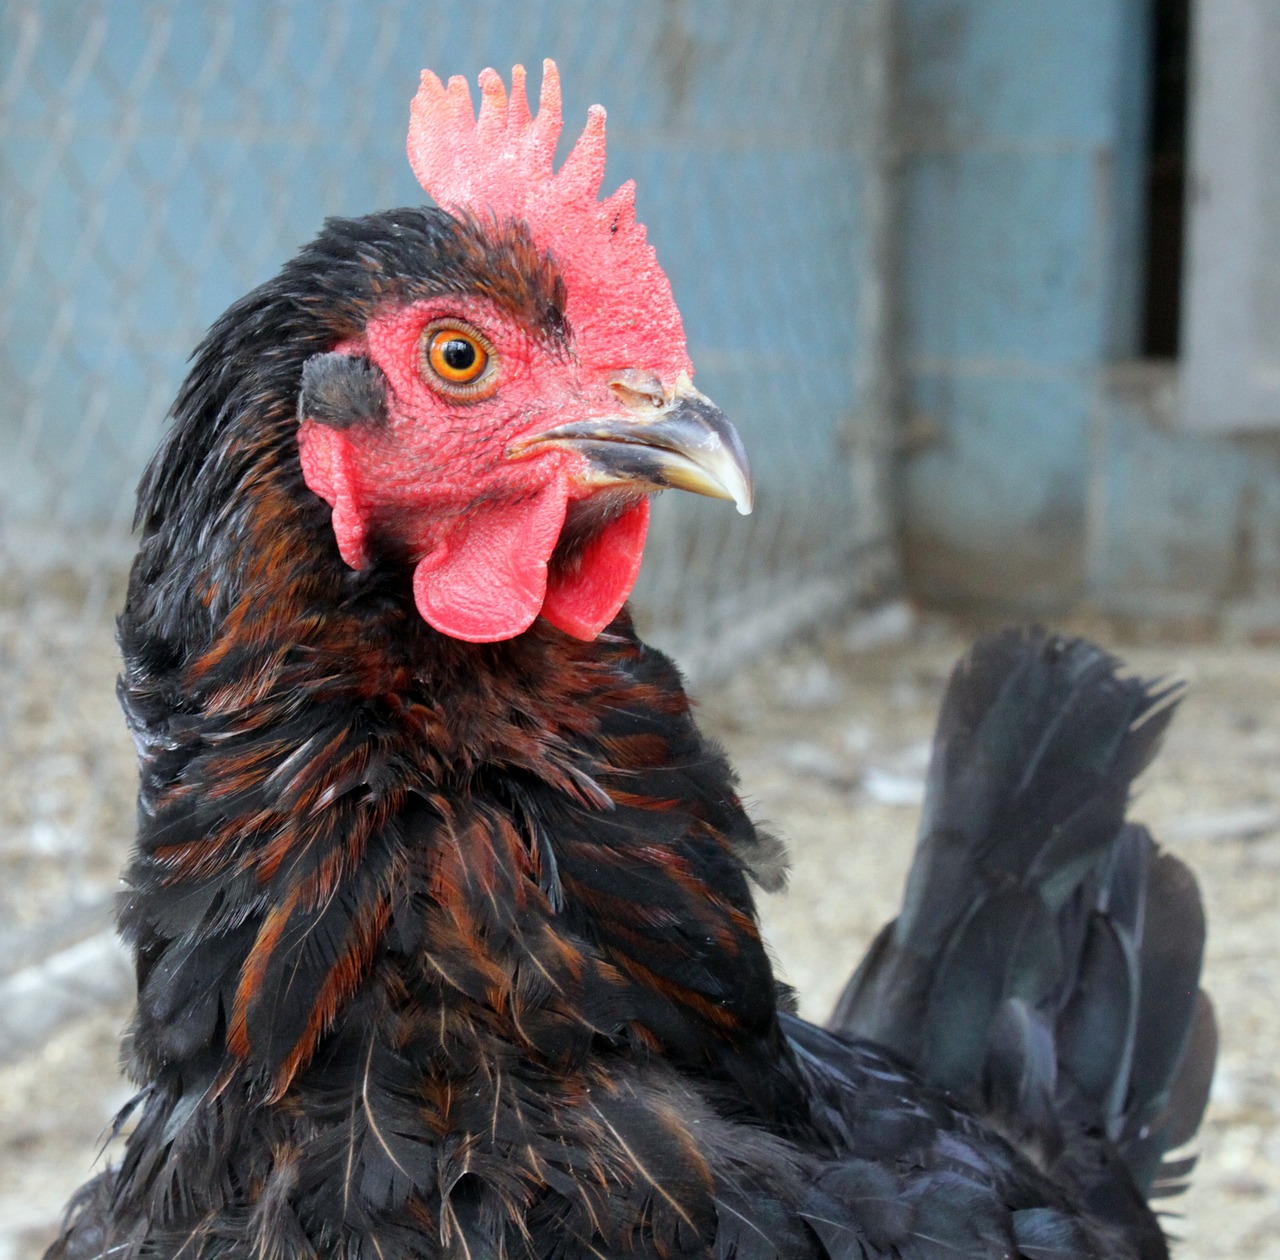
left=49, top=208, right=1212, bottom=1260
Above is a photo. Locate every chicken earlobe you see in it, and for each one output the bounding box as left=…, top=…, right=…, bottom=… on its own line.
left=296, top=351, right=390, bottom=569
left=296, top=423, right=367, bottom=569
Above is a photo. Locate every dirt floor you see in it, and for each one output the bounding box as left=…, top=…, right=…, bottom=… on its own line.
left=1, top=607, right=1277, bottom=1259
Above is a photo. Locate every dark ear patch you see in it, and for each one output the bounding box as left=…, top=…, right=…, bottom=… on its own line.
left=298, top=353, right=388, bottom=428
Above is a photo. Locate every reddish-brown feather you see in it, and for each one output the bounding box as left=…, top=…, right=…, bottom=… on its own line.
left=228, top=886, right=303, bottom=1059
left=268, top=884, right=395, bottom=1100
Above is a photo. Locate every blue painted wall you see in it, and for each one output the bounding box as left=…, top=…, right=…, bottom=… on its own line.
left=897, top=0, right=1154, bottom=609
left=896, top=0, right=1280, bottom=621
left=12, top=0, right=1274, bottom=631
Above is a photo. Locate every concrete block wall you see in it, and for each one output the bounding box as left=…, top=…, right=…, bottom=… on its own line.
left=12, top=0, right=1280, bottom=632
left=896, top=0, right=1151, bottom=610
left=894, top=0, right=1280, bottom=622
left=1092, top=367, right=1280, bottom=622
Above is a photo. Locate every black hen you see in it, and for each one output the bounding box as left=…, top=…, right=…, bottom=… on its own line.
left=47, top=64, right=1213, bottom=1260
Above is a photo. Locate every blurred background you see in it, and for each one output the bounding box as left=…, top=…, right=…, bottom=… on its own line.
left=2, top=1, right=1278, bottom=1257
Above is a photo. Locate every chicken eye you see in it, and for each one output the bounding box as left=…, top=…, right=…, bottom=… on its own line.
left=421, top=321, right=496, bottom=397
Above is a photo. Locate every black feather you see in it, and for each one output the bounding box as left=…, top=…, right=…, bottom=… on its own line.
left=46, top=175, right=1214, bottom=1260
left=298, top=352, right=388, bottom=428
left=830, top=627, right=1213, bottom=1239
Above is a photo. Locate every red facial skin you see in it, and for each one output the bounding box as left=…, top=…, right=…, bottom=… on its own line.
left=302, top=63, right=696, bottom=644
left=297, top=295, right=652, bottom=643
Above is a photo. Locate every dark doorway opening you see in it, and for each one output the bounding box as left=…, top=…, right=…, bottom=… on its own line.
left=1141, top=0, right=1191, bottom=358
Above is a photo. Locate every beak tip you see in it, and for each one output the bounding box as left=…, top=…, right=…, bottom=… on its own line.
left=519, top=385, right=755, bottom=517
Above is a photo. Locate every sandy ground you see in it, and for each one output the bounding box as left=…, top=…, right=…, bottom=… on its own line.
left=1, top=607, right=1277, bottom=1259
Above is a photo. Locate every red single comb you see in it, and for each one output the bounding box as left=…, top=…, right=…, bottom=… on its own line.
left=407, top=61, right=691, bottom=384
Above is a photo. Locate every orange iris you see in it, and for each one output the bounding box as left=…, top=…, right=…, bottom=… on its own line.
left=422, top=321, right=495, bottom=398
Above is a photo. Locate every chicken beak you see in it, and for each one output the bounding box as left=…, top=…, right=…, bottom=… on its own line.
left=510, top=378, right=754, bottom=515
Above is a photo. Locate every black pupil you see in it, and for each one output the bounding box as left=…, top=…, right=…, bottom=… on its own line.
left=441, top=337, right=477, bottom=373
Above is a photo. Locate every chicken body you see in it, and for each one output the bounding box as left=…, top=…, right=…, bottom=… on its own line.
left=49, top=69, right=1212, bottom=1260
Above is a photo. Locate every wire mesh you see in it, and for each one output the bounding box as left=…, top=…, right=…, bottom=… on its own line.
left=0, top=1, right=895, bottom=987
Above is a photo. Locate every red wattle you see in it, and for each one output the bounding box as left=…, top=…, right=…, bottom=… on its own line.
left=411, top=481, right=570, bottom=642
left=540, top=498, right=650, bottom=640
left=301, top=395, right=652, bottom=643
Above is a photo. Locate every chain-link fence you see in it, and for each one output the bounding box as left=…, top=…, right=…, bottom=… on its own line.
left=0, top=0, right=896, bottom=1035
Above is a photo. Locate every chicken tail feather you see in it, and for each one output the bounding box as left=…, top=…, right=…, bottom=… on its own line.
left=828, top=627, right=1214, bottom=1204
